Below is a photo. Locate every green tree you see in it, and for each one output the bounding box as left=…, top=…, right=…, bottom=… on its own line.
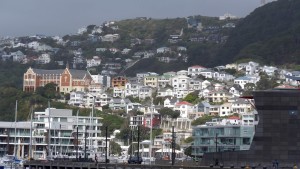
left=184, top=137, right=194, bottom=143
left=184, top=146, right=192, bottom=157
left=182, top=92, right=198, bottom=103
left=110, top=141, right=122, bottom=155
left=192, top=114, right=217, bottom=126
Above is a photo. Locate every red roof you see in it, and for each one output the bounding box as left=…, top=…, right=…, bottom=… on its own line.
left=190, top=65, right=205, bottom=68
left=228, top=116, right=240, bottom=120
left=176, top=101, right=193, bottom=106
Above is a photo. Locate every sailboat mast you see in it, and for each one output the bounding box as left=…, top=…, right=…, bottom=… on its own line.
left=48, top=101, right=51, bottom=158
left=14, top=100, right=18, bottom=156
left=29, top=107, right=33, bottom=159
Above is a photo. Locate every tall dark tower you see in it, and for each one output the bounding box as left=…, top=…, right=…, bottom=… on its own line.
left=201, top=89, right=300, bottom=166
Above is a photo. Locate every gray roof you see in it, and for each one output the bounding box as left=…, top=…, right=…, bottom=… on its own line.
left=69, top=69, right=89, bottom=79
left=0, top=121, right=31, bottom=129
left=32, top=68, right=89, bottom=79
left=33, top=68, right=64, bottom=75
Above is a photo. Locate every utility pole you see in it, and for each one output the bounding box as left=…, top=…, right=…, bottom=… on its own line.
left=105, top=126, right=108, bottom=164
left=84, top=126, right=87, bottom=161
left=171, top=126, right=176, bottom=166
left=76, top=126, right=78, bottom=161
left=48, top=101, right=51, bottom=158
left=137, top=125, right=140, bottom=161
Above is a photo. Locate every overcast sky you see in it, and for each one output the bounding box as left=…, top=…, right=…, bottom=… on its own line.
left=0, top=0, right=267, bottom=37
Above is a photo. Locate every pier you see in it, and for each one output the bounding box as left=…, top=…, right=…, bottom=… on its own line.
left=23, top=160, right=213, bottom=169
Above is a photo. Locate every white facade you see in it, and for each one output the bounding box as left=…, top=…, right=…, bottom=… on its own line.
left=86, top=56, right=101, bottom=68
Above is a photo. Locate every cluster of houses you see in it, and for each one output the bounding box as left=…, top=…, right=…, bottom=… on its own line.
left=21, top=59, right=300, bottom=157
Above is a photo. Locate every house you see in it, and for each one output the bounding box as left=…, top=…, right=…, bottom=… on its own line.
left=121, top=48, right=131, bottom=55
left=164, top=97, right=179, bottom=109
left=194, top=101, right=211, bottom=115
left=37, top=53, right=51, bottom=64
left=96, top=48, right=107, bottom=53
left=126, top=103, right=142, bottom=114
left=11, top=50, right=26, bottom=62
left=219, top=102, right=232, bottom=116
left=189, top=78, right=202, bottom=90
left=91, top=74, right=111, bottom=88
left=139, top=86, right=153, bottom=100
left=177, top=46, right=187, bottom=52
left=101, top=34, right=120, bottom=42
left=229, top=84, right=243, bottom=97
left=174, top=101, right=194, bottom=118
left=231, top=98, right=252, bottom=114
left=216, top=72, right=235, bottom=81
left=206, top=89, right=231, bottom=103
left=86, top=56, right=101, bottom=68
left=219, top=13, right=238, bottom=20
left=113, top=87, right=125, bottom=98
left=125, top=82, right=141, bottom=98
left=112, top=76, right=128, bottom=88
left=171, top=75, right=190, bottom=91
left=157, top=87, right=174, bottom=97
left=188, top=65, right=206, bottom=77
left=68, top=91, right=85, bottom=106
left=261, top=65, right=278, bottom=76
left=109, top=98, right=131, bottom=110
left=176, top=70, right=188, bottom=76
left=158, top=74, right=173, bottom=88
left=156, top=47, right=171, bottom=54
left=27, top=41, right=40, bottom=49
left=246, top=61, right=259, bottom=75
left=144, top=75, right=158, bottom=88
left=94, top=93, right=112, bottom=108
left=234, top=75, right=260, bottom=89
left=200, top=69, right=215, bottom=79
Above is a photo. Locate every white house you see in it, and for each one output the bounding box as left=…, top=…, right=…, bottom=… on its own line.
left=113, top=87, right=125, bottom=98
left=37, top=53, right=51, bottom=64
left=231, top=98, right=252, bottom=114
left=11, top=51, right=26, bottom=62
left=188, top=65, right=206, bottom=77
left=157, top=87, right=174, bottom=97
left=174, top=101, right=194, bottom=118
left=219, top=102, right=232, bottom=116
left=68, top=91, right=85, bottom=106
left=234, top=75, right=260, bottom=89
left=246, top=61, right=259, bottom=75
left=261, top=65, right=278, bottom=76
left=27, top=41, right=40, bottom=49
left=139, top=86, right=153, bottom=100
left=176, top=70, right=188, bottom=76
left=156, top=47, right=171, bottom=53
left=125, top=82, right=140, bottom=98
left=171, top=75, right=190, bottom=91
left=87, top=56, right=101, bottom=68
left=200, top=69, right=215, bottom=79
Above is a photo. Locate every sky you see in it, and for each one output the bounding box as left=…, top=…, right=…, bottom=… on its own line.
left=0, top=0, right=268, bottom=37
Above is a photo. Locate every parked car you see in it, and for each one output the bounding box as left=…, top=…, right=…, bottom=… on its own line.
left=127, top=156, right=143, bottom=164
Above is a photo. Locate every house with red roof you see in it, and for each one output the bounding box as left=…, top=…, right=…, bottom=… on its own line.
left=188, top=65, right=206, bottom=77
left=174, top=101, right=194, bottom=118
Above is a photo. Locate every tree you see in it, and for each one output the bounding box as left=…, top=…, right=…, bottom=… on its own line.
left=184, top=137, right=194, bottom=143
left=192, top=114, right=217, bottom=126
left=182, top=92, right=199, bottom=103
left=184, top=146, right=192, bottom=157
left=256, top=72, right=278, bottom=90
left=110, top=141, right=122, bottom=155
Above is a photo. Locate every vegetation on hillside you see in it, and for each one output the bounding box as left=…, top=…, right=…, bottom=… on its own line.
left=216, top=0, right=300, bottom=66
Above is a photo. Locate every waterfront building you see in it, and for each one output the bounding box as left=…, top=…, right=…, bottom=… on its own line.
left=0, top=108, right=102, bottom=159
left=201, top=88, right=300, bottom=165
left=192, top=115, right=255, bottom=157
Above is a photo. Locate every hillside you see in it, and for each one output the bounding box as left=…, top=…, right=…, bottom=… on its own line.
left=216, top=0, right=300, bottom=66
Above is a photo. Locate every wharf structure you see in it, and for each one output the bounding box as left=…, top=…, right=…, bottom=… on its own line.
left=201, top=89, right=300, bottom=166
left=0, top=108, right=103, bottom=159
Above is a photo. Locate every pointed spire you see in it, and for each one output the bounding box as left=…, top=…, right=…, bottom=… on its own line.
left=66, top=61, right=69, bottom=69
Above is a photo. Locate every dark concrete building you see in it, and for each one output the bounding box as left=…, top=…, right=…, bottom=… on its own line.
left=201, top=89, right=300, bottom=167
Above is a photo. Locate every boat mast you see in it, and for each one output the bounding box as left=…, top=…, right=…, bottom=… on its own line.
left=29, top=106, right=33, bottom=159
left=48, top=101, right=51, bottom=158
left=14, top=100, right=18, bottom=157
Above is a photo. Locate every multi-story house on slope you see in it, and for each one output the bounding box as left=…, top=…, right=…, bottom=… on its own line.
left=188, top=65, right=206, bottom=77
